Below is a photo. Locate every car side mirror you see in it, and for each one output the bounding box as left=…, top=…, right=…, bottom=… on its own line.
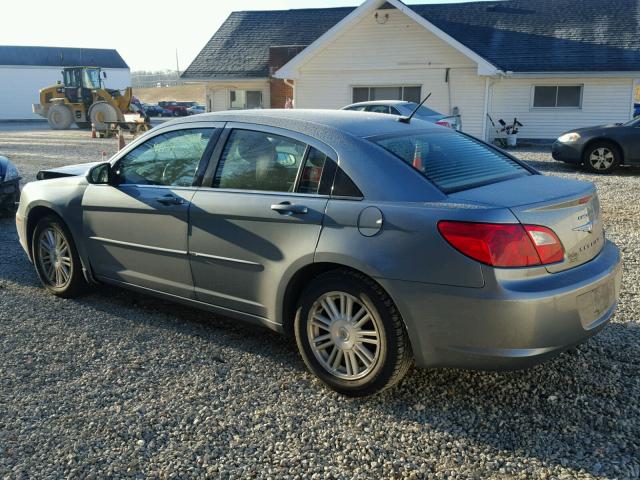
left=87, top=162, right=112, bottom=185
left=102, top=71, right=107, bottom=79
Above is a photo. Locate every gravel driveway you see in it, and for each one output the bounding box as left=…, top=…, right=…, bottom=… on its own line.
left=1, top=124, right=639, bottom=479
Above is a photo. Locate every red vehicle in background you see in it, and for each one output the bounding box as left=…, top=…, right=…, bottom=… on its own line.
left=158, top=101, right=196, bottom=117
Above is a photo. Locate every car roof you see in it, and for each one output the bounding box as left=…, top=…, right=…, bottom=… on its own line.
left=160, top=108, right=440, bottom=139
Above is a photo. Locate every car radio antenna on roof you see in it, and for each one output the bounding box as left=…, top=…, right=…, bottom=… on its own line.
left=397, top=92, right=432, bottom=124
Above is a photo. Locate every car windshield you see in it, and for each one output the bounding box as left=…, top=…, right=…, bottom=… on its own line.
left=372, top=130, right=531, bottom=193
left=414, top=105, right=440, bottom=117
left=622, top=117, right=640, bottom=126
left=82, top=69, right=101, bottom=89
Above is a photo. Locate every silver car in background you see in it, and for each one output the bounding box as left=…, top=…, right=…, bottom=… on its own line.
left=341, top=100, right=460, bottom=129
left=16, top=110, right=621, bottom=396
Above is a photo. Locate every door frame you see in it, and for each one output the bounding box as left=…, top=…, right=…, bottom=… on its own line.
left=106, top=120, right=227, bottom=187
left=199, top=121, right=340, bottom=193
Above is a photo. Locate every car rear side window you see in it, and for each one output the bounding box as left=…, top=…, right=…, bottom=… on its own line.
left=372, top=131, right=530, bottom=193
left=214, top=130, right=306, bottom=192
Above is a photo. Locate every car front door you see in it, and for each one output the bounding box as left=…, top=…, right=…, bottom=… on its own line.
left=82, top=123, right=221, bottom=297
left=188, top=125, right=334, bottom=321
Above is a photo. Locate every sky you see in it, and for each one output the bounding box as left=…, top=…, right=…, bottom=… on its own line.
left=1, top=0, right=487, bottom=72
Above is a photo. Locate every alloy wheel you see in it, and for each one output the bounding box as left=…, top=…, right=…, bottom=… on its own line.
left=589, top=147, right=614, bottom=171
left=37, top=226, right=72, bottom=288
left=307, top=291, right=381, bottom=380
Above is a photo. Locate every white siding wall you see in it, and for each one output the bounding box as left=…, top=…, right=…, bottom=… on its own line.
left=293, top=9, right=487, bottom=138
left=0, top=66, right=130, bottom=120
left=490, top=77, right=635, bottom=139
left=205, top=80, right=270, bottom=112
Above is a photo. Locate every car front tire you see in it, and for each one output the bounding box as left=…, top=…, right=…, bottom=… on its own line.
left=294, top=270, right=412, bottom=396
left=32, top=215, right=87, bottom=298
left=583, top=141, right=621, bottom=174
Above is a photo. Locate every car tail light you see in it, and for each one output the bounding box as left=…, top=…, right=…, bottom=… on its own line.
left=437, top=221, right=564, bottom=267
left=523, top=225, right=564, bottom=264
left=435, top=120, right=453, bottom=129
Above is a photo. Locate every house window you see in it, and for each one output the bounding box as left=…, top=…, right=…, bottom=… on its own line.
left=352, top=86, right=422, bottom=104
left=532, top=86, right=582, bottom=108
left=230, top=90, right=263, bottom=109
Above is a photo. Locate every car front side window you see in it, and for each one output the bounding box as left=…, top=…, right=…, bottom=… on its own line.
left=114, top=128, right=215, bottom=186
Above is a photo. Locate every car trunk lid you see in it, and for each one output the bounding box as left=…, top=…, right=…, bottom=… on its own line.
left=448, top=175, right=604, bottom=273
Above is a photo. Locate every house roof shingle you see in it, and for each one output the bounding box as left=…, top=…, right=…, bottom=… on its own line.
left=182, top=0, right=640, bottom=79
left=182, top=7, right=354, bottom=79
left=0, top=46, right=128, bottom=69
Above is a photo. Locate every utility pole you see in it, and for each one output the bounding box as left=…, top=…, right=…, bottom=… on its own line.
left=175, top=49, right=180, bottom=77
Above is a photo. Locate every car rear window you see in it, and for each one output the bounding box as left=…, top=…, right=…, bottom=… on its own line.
left=371, top=131, right=530, bottom=193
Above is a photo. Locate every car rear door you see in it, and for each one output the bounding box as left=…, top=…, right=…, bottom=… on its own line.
left=187, top=124, right=334, bottom=321
left=82, top=122, right=222, bottom=298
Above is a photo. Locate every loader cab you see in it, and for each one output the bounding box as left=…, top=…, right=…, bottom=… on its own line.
left=61, top=67, right=102, bottom=105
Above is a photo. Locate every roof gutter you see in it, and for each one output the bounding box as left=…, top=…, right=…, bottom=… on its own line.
left=501, top=71, right=640, bottom=78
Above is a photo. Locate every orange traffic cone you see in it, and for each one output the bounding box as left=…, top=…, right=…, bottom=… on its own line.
left=91, top=123, right=97, bottom=138
left=412, top=142, right=423, bottom=170
left=118, top=129, right=125, bottom=150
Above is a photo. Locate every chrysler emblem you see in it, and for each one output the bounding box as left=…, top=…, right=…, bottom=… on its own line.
left=573, top=221, right=594, bottom=233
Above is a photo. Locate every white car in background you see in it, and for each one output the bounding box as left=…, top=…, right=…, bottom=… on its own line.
left=342, top=100, right=460, bottom=130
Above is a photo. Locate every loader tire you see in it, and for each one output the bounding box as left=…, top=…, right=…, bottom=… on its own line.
left=47, top=105, right=73, bottom=130
left=89, top=102, right=119, bottom=131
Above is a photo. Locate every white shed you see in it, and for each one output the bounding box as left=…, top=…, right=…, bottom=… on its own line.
left=0, top=46, right=131, bottom=121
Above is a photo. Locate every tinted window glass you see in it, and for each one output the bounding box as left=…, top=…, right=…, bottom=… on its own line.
left=373, top=131, right=529, bottom=193
left=333, top=167, right=363, bottom=198
left=365, top=105, right=390, bottom=114
left=557, top=86, right=582, bottom=107
left=353, top=87, right=369, bottom=103
left=533, top=86, right=582, bottom=108
left=116, top=128, right=214, bottom=186
left=533, top=86, right=557, bottom=107
left=297, top=148, right=329, bottom=194
left=403, top=86, right=421, bottom=103
left=415, top=105, right=440, bottom=116
left=214, top=130, right=305, bottom=192
left=371, top=87, right=402, bottom=101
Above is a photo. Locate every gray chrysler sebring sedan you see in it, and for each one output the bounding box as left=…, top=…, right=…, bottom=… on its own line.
left=16, top=110, right=621, bottom=396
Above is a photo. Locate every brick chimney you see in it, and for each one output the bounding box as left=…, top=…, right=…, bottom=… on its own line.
left=268, top=45, right=307, bottom=108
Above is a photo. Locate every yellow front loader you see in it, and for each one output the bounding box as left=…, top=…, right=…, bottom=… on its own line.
left=33, top=66, right=148, bottom=131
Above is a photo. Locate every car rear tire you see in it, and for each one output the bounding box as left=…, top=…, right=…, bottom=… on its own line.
left=583, top=141, right=620, bottom=174
left=32, top=215, right=87, bottom=298
left=47, top=105, right=73, bottom=130
left=294, top=270, right=412, bottom=396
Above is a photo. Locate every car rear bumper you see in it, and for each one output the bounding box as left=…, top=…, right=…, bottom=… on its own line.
left=552, top=141, right=583, bottom=164
left=379, top=240, right=621, bottom=370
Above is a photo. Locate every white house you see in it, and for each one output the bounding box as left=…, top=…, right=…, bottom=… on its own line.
left=0, top=46, right=131, bottom=120
left=183, top=0, right=640, bottom=140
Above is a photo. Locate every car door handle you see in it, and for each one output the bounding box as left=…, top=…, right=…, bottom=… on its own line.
left=271, top=202, right=308, bottom=215
left=155, top=194, right=185, bottom=206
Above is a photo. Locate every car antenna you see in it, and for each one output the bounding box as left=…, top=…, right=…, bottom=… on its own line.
left=397, top=92, right=432, bottom=124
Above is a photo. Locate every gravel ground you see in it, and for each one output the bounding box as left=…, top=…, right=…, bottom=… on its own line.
left=1, top=124, right=639, bottom=479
